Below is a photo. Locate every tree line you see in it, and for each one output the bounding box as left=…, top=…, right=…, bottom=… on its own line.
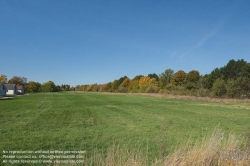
left=75, top=59, right=250, bottom=98
left=0, top=75, right=73, bottom=93
left=1, top=59, right=249, bottom=98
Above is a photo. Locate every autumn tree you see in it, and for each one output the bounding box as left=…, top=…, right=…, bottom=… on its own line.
left=139, top=76, right=159, bottom=92
left=170, top=70, right=187, bottom=86
left=8, top=76, right=27, bottom=85
left=101, top=82, right=112, bottom=92
left=132, top=75, right=144, bottom=81
left=106, top=82, right=113, bottom=91
left=148, top=73, right=159, bottom=81
left=118, top=78, right=130, bottom=92
left=99, top=84, right=107, bottom=92
left=128, top=80, right=139, bottom=92
left=25, top=81, right=40, bottom=93
left=145, top=78, right=159, bottom=93
left=111, top=80, right=119, bottom=91
left=127, top=75, right=143, bottom=92
left=86, top=84, right=95, bottom=91
left=92, top=84, right=100, bottom=92
left=81, top=85, right=88, bottom=91
left=70, top=86, right=75, bottom=91
left=0, top=74, right=7, bottom=83
left=60, top=84, right=70, bottom=91
left=139, top=76, right=151, bottom=89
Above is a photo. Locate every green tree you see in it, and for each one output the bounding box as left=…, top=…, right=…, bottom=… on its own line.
left=197, top=76, right=208, bottom=97
left=56, top=85, right=61, bottom=91
left=204, top=68, right=223, bottom=89
left=211, top=78, right=226, bottom=97
left=222, top=59, right=247, bottom=80
left=41, top=81, right=57, bottom=92
left=185, top=70, right=200, bottom=90
left=241, top=63, right=250, bottom=79
left=186, top=70, right=200, bottom=83
left=159, top=69, right=174, bottom=89
left=237, top=76, right=250, bottom=98
left=225, top=79, right=238, bottom=98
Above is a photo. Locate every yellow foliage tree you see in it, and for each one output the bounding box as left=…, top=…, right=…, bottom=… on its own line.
left=99, top=84, right=107, bottom=92
left=139, top=76, right=151, bottom=88
left=148, top=78, right=159, bottom=87
left=170, top=70, right=187, bottom=86
left=118, top=78, right=130, bottom=92
left=120, top=78, right=130, bottom=87
left=0, top=74, right=7, bottom=83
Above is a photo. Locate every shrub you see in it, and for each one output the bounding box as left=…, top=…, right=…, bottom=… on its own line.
left=211, top=78, right=226, bottom=97
left=145, top=86, right=159, bottom=93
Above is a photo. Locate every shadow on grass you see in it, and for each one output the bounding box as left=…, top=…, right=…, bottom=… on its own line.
left=0, top=97, right=14, bottom=100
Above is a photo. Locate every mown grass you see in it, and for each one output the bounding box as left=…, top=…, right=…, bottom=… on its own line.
left=0, top=92, right=250, bottom=165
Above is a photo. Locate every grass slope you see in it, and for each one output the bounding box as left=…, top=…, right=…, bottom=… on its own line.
left=0, top=92, right=249, bottom=164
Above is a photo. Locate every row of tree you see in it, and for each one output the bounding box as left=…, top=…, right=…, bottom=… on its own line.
left=1, top=59, right=249, bottom=98
left=75, top=59, right=250, bottom=98
left=0, top=75, right=73, bottom=93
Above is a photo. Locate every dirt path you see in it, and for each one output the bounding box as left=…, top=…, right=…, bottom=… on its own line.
left=94, top=92, right=250, bottom=103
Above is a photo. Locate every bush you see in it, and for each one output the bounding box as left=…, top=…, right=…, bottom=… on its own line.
left=145, top=86, right=159, bottom=93
left=211, top=78, right=226, bottom=97
left=185, top=83, right=197, bottom=90
left=118, top=86, right=128, bottom=93
left=165, top=84, right=176, bottom=91
left=41, top=81, right=57, bottom=92
left=225, top=79, right=238, bottom=98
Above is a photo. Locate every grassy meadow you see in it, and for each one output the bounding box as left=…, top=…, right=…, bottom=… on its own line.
left=0, top=92, right=250, bottom=165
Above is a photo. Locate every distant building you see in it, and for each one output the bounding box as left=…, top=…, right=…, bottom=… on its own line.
left=0, top=82, right=6, bottom=96
left=5, top=84, right=17, bottom=95
left=16, top=85, right=25, bottom=95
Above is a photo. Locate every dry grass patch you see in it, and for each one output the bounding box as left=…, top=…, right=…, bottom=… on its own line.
left=161, top=128, right=250, bottom=166
left=82, top=128, right=250, bottom=166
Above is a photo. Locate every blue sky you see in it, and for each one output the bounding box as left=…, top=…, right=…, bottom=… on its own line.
left=1, top=0, right=250, bottom=86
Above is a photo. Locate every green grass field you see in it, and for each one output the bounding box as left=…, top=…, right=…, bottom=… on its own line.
left=1, top=92, right=250, bottom=165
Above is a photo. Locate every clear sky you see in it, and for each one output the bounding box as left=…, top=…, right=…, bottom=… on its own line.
left=1, top=0, right=250, bottom=86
